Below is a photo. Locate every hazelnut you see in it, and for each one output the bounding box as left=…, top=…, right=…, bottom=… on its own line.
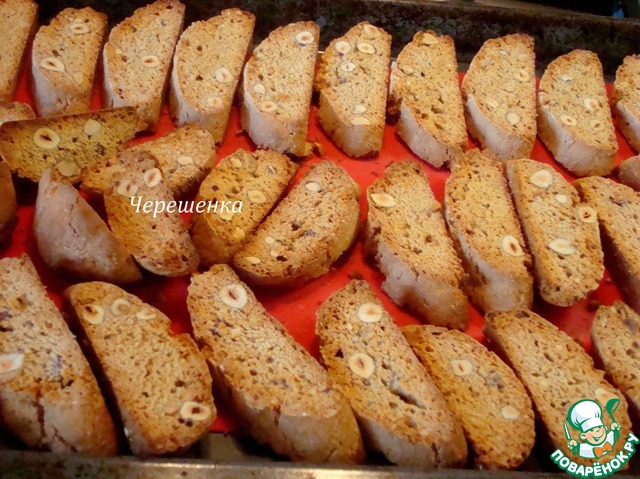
left=505, top=111, right=521, bottom=126
left=554, top=194, right=569, bottom=204
left=548, top=238, right=576, bottom=255
left=40, top=57, right=65, bottom=73
left=207, top=96, right=223, bottom=109
left=501, top=235, right=524, bottom=257
left=270, top=244, right=286, bottom=258
left=486, top=99, right=499, bottom=110
left=371, top=193, right=396, bottom=208
left=141, top=55, right=160, bottom=68
left=214, top=67, right=232, bottom=83
left=83, top=119, right=101, bottom=136
left=295, top=31, right=315, bottom=46
left=357, top=42, right=376, bottom=54
left=232, top=227, right=246, bottom=241
left=116, top=179, right=139, bottom=197
left=69, top=22, right=90, bottom=35
left=33, top=128, right=60, bottom=150
left=260, top=101, right=278, bottom=113
left=219, top=210, right=234, bottom=221
left=577, top=206, right=597, bottom=223
left=348, top=353, right=375, bottom=379
left=305, top=181, right=322, bottom=192
left=335, top=41, right=351, bottom=54
left=362, top=24, right=380, bottom=39
left=177, top=156, right=193, bottom=166
left=399, top=64, right=414, bottom=75
left=219, top=283, right=247, bottom=309
left=353, top=104, right=367, bottom=114
left=501, top=405, right=520, bottom=420
left=247, top=189, right=267, bottom=204
left=340, top=62, right=356, bottom=72
left=498, top=49, right=509, bottom=56
left=143, top=168, right=163, bottom=188
left=0, top=352, right=24, bottom=375
left=560, top=74, right=574, bottom=84
left=357, top=302, right=383, bottom=323
left=583, top=98, right=599, bottom=111
left=136, top=309, right=156, bottom=321
left=81, top=304, right=105, bottom=325
left=56, top=161, right=80, bottom=178
left=451, top=359, right=474, bottom=376
left=529, top=169, right=554, bottom=189
left=421, top=32, right=438, bottom=45
left=229, top=157, right=243, bottom=168
left=264, top=236, right=276, bottom=245
left=179, top=401, right=211, bottom=421
left=351, top=117, right=370, bottom=126
left=560, top=115, right=577, bottom=127
left=244, top=256, right=261, bottom=265
left=110, top=298, right=132, bottom=316
left=514, top=69, right=530, bottom=82
left=253, top=84, right=266, bottom=95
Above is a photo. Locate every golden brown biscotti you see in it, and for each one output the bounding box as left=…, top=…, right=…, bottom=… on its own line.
left=0, top=162, right=17, bottom=245
left=617, top=155, right=640, bottom=191
left=365, top=161, right=468, bottom=330
left=0, top=255, right=117, bottom=455
left=188, top=265, right=364, bottom=463
left=0, top=102, right=35, bottom=125
left=612, top=55, right=640, bottom=153
left=65, top=281, right=215, bottom=457
left=316, top=280, right=467, bottom=469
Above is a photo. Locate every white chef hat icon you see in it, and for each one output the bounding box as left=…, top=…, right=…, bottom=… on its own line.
left=569, top=399, right=604, bottom=433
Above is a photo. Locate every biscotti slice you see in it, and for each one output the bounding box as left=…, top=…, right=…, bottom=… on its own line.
left=103, top=0, right=185, bottom=132
left=0, top=106, right=142, bottom=183
left=234, top=160, right=359, bottom=287
left=191, top=149, right=297, bottom=266
left=0, top=162, right=17, bottom=245
left=445, top=149, right=533, bottom=312
left=484, top=309, right=633, bottom=468
left=316, top=280, right=467, bottom=468
left=0, top=102, right=35, bottom=125
left=171, top=9, right=255, bottom=143
left=31, top=7, right=107, bottom=117
left=538, top=50, right=617, bottom=176
left=65, top=281, right=215, bottom=457
left=613, top=55, right=640, bottom=153
left=506, top=159, right=604, bottom=306
left=365, top=161, right=468, bottom=330
left=461, top=34, right=536, bottom=161
left=0, top=255, right=117, bottom=455
left=188, top=265, right=364, bottom=463
left=389, top=31, right=466, bottom=167
left=402, top=325, right=535, bottom=470
left=618, top=155, right=640, bottom=191
left=240, top=21, right=318, bottom=156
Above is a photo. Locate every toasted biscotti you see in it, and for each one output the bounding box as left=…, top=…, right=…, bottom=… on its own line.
left=389, top=31, right=466, bottom=167
left=402, top=325, right=535, bottom=470
left=190, top=149, right=297, bottom=266
left=103, top=0, right=185, bottom=132
left=538, top=50, right=617, bottom=177
left=484, top=309, right=633, bottom=468
left=188, top=265, right=364, bottom=463
left=618, top=155, right=640, bottom=191
left=65, top=282, right=215, bottom=457
left=315, top=22, right=391, bottom=158
left=506, top=159, right=604, bottom=306
left=31, top=7, right=107, bottom=117
left=461, top=34, right=536, bottom=161
left=171, top=9, right=255, bottom=143
left=0, top=107, right=142, bottom=183
left=0, top=162, right=17, bottom=245
left=0, top=255, right=117, bottom=455
left=613, top=55, right=640, bottom=153
left=234, top=161, right=359, bottom=287
left=445, top=149, right=533, bottom=312
left=0, top=102, right=35, bottom=125
left=365, top=161, right=468, bottom=330
left=240, top=21, right=318, bottom=156
left=316, top=280, right=467, bottom=468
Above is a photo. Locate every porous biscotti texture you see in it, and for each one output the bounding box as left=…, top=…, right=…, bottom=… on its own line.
left=103, top=0, right=185, bottom=132
left=365, top=161, right=468, bottom=330
left=171, top=9, right=254, bottom=143
left=316, top=280, right=467, bottom=469
left=31, top=7, right=107, bottom=117
left=484, top=309, right=633, bottom=469
left=538, top=50, right=617, bottom=176
left=506, top=159, right=604, bottom=306
left=65, top=281, right=215, bottom=457
left=461, top=34, right=536, bottom=161
left=0, top=162, right=17, bottom=245
left=190, top=149, right=297, bottom=266
left=0, top=255, right=117, bottom=455
left=234, top=160, right=360, bottom=287
left=402, top=325, right=535, bottom=470
left=241, top=21, right=318, bottom=156
left=445, top=149, right=533, bottom=312
left=188, top=265, right=364, bottom=463
left=612, top=55, right=640, bottom=153
left=389, top=30, right=466, bottom=167
left=617, top=155, right=640, bottom=191
left=0, top=102, right=35, bottom=125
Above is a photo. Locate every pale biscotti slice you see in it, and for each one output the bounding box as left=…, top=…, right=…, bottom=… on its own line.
left=0, top=102, right=35, bottom=125
left=190, top=149, right=297, bottom=266
left=613, top=55, right=640, bottom=153
left=31, top=7, right=107, bottom=117
left=0, top=255, right=117, bottom=455
left=445, top=149, right=533, bottom=312
left=364, top=161, right=468, bottom=330
left=316, top=280, right=467, bottom=468
left=0, top=106, right=142, bottom=184
left=0, top=162, right=17, bottom=245
left=402, top=325, right=535, bottom=470
left=234, top=160, right=359, bottom=287
left=618, top=155, right=640, bottom=191
left=103, top=0, right=185, bottom=132
left=484, top=309, right=633, bottom=468
left=538, top=50, right=617, bottom=177
left=506, top=159, right=604, bottom=306
left=171, top=9, right=255, bottom=143
left=389, top=31, right=466, bottom=167
left=65, top=281, right=215, bottom=457
left=240, top=21, right=318, bottom=156
left=188, top=265, right=364, bottom=463
left=461, top=34, right=536, bottom=161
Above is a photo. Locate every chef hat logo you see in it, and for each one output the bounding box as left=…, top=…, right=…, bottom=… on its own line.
left=568, top=399, right=605, bottom=433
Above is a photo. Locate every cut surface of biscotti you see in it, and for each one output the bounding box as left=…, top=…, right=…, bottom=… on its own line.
left=190, top=149, right=297, bottom=266
left=103, top=0, right=185, bottom=132
left=0, top=162, right=17, bottom=245
left=240, top=21, right=318, bottom=156
left=0, top=106, right=142, bottom=183
left=188, top=265, right=364, bottom=463
left=389, top=30, right=466, bottom=167
left=31, top=7, right=107, bottom=117
left=0, top=255, right=117, bottom=455
left=506, top=159, right=604, bottom=306
left=484, top=309, right=633, bottom=468
left=538, top=50, right=617, bottom=177
left=612, top=55, right=640, bottom=153
left=445, top=149, right=533, bottom=312
left=0, top=102, right=35, bottom=125
left=65, top=281, right=215, bottom=457
left=402, top=325, right=535, bottom=470
left=617, top=155, right=640, bottom=191
left=461, top=34, right=536, bottom=161
left=365, top=161, right=468, bottom=330
left=171, top=9, right=255, bottom=143
left=234, top=160, right=359, bottom=287
left=316, top=280, right=467, bottom=469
